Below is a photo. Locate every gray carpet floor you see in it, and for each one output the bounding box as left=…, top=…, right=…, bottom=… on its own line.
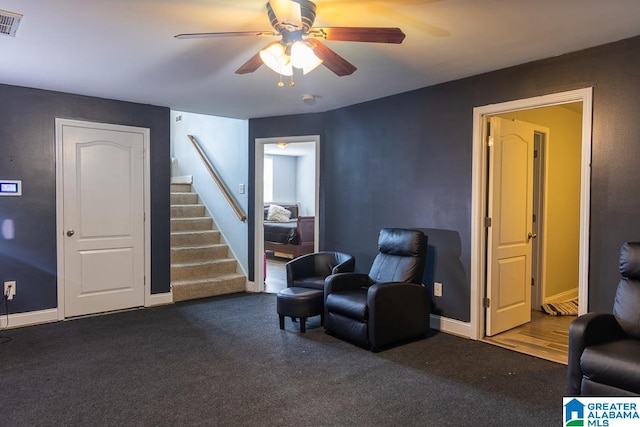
left=0, top=293, right=567, bottom=426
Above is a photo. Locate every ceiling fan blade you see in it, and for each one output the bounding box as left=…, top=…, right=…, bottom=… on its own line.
left=309, top=27, right=406, bottom=44
left=175, top=31, right=277, bottom=39
left=306, top=39, right=356, bottom=76
left=235, top=52, right=264, bottom=75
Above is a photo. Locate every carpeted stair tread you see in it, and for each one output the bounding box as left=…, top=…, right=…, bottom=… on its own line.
left=171, top=230, right=221, bottom=237
left=171, top=274, right=246, bottom=301
left=170, top=244, right=229, bottom=263
left=171, top=204, right=206, bottom=218
left=171, top=259, right=238, bottom=281
left=170, top=183, right=192, bottom=192
left=170, top=217, right=213, bottom=232
left=171, top=230, right=221, bottom=247
left=170, top=242, right=228, bottom=250
left=171, top=258, right=237, bottom=269
left=171, top=272, right=246, bottom=286
left=170, top=192, right=199, bottom=204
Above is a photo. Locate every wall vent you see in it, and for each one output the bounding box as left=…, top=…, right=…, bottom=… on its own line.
left=0, top=9, right=22, bottom=37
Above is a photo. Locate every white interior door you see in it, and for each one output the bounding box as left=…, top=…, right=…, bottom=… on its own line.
left=486, top=117, right=535, bottom=336
left=60, top=121, right=145, bottom=317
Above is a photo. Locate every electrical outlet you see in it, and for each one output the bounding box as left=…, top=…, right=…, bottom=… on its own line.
left=239, top=184, right=246, bottom=194
left=4, top=281, right=16, bottom=301
left=434, top=282, right=443, bottom=297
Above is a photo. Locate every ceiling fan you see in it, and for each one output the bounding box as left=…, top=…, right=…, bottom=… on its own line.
left=175, top=0, right=406, bottom=79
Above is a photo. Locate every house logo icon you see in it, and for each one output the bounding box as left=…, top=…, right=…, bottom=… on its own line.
left=564, top=398, right=585, bottom=426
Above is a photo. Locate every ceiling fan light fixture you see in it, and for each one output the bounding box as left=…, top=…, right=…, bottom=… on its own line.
left=259, top=42, right=293, bottom=76
left=290, top=41, right=323, bottom=74
left=178, top=0, right=406, bottom=79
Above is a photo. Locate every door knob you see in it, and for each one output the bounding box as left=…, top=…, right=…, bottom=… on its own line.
left=528, top=232, right=537, bottom=240
left=66, top=229, right=75, bottom=237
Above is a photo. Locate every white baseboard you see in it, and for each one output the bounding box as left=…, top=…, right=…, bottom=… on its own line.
left=0, top=292, right=174, bottom=330
left=544, top=288, right=578, bottom=304
left=430, top=314, right=472, bottom=339
left=1, top=297, right=473, bottom=343
left=147, top=292, right=173, bottom=306
left=245, top=280, right=262, bottom=293
left=0, top=308, right=59, bottom=330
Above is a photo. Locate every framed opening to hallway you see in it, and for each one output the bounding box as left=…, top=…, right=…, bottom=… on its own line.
left=469, top=88, right=593, bottom=340
left=252, top=135, right=321, bottom=292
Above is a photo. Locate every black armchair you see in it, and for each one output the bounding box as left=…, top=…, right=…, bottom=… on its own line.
left=286, top=251, right=355, bottom=291
left=324, top=228, right=429, bottom=351
left=567, top=242, right=640, bottom=396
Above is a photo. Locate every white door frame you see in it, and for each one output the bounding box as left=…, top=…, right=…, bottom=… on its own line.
left=251, top=135, right=321, bottom=292
left=531, top=130, right=547, bottom=311
left=470, top=88, right=593, bottom=340
left=55, top=119, right=152, bottom=319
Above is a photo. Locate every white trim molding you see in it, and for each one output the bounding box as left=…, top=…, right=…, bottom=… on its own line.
left=430, top=315, right=472, bottom=339
left=146, top=292, right=174, bottom=307
left=0, top=309, right=59, bottom=330
left=253, top=135, right=321, bottom=292
left=0, top=292, right=173, bottom=330
left=544, top=288, right=579, bottom=305
left=470, top=88, right=593, bottom=340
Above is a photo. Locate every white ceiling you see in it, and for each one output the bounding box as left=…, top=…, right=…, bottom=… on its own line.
left=1, top=0, right=640, bottom=119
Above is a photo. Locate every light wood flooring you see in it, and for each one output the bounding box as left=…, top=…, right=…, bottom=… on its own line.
left=263, top=256, right=572, bottom=364
left=482, top=310, right=574, bottom=364
left=264, top=255, right=287, bottom=294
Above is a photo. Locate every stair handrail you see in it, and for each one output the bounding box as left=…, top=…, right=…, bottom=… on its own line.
left=188, top=134, right=247, bottom=223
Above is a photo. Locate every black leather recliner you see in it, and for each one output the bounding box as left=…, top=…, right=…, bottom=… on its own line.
left=285, top=251, right=355, bottom=291
left=567, top=242, right=640, bottom=396
left=324, top=228, right=429, bottom=351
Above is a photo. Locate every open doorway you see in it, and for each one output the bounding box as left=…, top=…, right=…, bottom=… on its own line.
left=254, top=136, right=320, bottom=293
left=470, top=88, right=593, bottom=362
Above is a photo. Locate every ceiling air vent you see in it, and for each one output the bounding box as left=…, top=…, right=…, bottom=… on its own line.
left=0, top=9, right=22, bottom=38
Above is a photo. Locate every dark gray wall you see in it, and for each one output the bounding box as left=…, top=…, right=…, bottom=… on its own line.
left=250, top=35, right=640, bottom=321
left=0, top=84, right=171, bottom=314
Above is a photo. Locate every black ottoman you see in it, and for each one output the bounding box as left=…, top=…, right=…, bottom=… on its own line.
left=277, top=287, right=324, bottom=333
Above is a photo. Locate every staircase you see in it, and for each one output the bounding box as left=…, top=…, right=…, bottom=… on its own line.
left=170, top=183, right=246, bottom=302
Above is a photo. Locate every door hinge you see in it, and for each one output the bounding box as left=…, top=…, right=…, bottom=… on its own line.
left=483, top=298, right=491, bottom=308
left=532, top=214, right=536, bottom=223
left=487, top=136, right=494, bottom=147
left=531, top=277, right=535, bottom=287
left=534, top=149, right=538, bottom=159
left=484, top=217, right=492, bottom=228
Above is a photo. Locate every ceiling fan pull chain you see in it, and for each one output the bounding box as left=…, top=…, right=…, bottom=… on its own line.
left=289, top=75, right=295, bottom=87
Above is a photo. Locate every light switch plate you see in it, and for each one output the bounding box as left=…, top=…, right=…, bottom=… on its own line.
left=434, top=282, right=443, bottom=297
